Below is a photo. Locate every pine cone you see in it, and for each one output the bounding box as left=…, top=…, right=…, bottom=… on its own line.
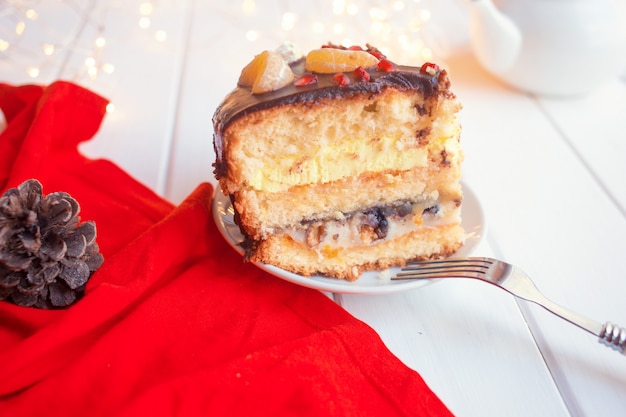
left=0, top=179, right=104, bottom=308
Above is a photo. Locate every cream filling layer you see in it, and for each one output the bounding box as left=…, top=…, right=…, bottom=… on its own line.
left=280, top=199, right=461, bottom=251
left=249, top=134, right=460, bottom=193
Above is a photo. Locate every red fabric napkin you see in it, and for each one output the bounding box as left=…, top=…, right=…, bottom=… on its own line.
left=0, top=81, right=453, bottom=417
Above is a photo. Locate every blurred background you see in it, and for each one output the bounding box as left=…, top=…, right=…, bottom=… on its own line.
left=0, top=0, right=469, bottom=84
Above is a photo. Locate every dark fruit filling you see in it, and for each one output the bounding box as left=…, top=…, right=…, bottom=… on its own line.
left=301, top=201, right=440, bottom=247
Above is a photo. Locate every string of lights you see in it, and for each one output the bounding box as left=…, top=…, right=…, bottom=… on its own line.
left=241, top=0, right=435, bottom=63
left=0, top=0, right=170, bottom=82
left=1, top=1, right=435, bottom=82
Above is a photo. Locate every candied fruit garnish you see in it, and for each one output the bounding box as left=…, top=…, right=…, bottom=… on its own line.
left=377, top=58, right=396, bottom=72
left=305, top=48, right=379, bottom=74
left=333, top=73, right=350, bottom=86
left=420, top=62, right=440, bottom=76
left=274, top=42, right=302, bottom=64
left=353, top=66, right=370, bottom=82
left=238, top=50, right=294, bottom=94
left=294, top=73, right=318, bottom=86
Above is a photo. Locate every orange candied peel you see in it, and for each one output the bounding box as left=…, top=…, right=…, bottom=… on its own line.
left=305, top=48, right=380, bottom=74
left=321, top=244, right=340, bottom=259
left=413, top=214, right=424, bottom=227
left=238, top=50, right=295, bottom=94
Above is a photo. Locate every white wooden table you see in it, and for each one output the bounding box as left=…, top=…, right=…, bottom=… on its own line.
left=2, top=1, right=625, bottom=416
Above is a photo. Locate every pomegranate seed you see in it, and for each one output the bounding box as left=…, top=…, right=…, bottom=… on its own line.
left=368, top=50, right=385, bottom=60
left=353, top=66, right=370, bottom=82
left=294, top=73, right=318, bottom=86
left=377, top=58, right=396, bottom=72
left=333, top=73, right=350, bottom=86
left=420, top=62, right=440, bottom=75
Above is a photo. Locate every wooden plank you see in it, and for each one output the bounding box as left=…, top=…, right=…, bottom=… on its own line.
left=536, top=80, right=626, bottom=214
left=162, top=1, right=241, bottom=203
left=71, top=0, right=192, bottom=195
left=446, top=52, right=626, bottom=416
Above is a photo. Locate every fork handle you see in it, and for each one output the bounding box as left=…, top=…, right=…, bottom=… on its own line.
left=599, top=322, right=626, bottom=353
left=533, top=295, right=626, bottom=353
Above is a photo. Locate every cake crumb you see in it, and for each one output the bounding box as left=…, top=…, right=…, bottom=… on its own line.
left=378, top=269, right=391, bottom=281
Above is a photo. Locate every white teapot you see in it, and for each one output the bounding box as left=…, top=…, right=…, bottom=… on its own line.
left=467, top=0, right=626, bottom=96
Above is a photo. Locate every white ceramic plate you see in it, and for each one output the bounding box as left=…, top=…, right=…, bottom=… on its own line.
left=212, top=183, right=484, bottom=294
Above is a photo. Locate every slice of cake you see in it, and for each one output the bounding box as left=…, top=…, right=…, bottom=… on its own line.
left=213, top=43, right=465, bottom=281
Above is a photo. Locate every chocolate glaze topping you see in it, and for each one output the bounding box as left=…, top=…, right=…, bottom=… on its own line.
left=212, top=58, right=451, bottom=179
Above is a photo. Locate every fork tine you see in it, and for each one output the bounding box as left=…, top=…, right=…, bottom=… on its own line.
left=393, top=257, right=494, bottom=279
left=402, top=257, right=494, bottom=269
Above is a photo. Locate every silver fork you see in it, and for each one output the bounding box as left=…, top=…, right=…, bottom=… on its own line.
left=392, top=257, right=626, bottom=353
